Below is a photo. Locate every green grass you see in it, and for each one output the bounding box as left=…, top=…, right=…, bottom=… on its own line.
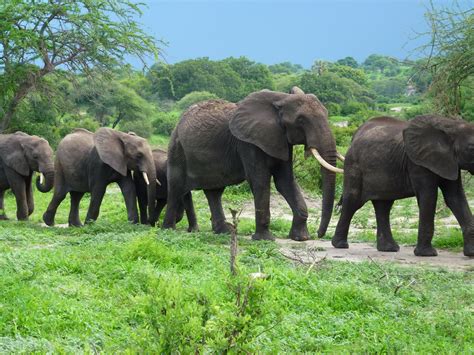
left=0, top=187, right=473, bottom=352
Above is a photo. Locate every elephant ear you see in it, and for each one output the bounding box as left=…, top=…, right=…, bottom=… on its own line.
left=229, top=90, right=289, bottom=161
left=94, top=128, right=127, bottom=176
left=403, top=116, right=458, bottom=180
left=0, top=136, right=29, bottom=176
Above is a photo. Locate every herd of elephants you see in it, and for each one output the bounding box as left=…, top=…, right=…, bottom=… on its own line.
left=1, top=87, right=473, bottom=258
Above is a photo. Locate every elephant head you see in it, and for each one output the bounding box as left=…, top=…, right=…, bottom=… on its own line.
left=229, top=87, right=343, bottom=237
left=403, top=115, right=474, bottom=180
left=0, top=132, right=55, bottom=192
left=94, top=128, right=157, bottom=224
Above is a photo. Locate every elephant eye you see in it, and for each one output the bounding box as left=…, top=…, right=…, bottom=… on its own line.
left=296, top=116, right=305, bottom=124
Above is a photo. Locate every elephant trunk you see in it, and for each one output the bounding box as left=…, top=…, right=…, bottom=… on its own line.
left=317, top=150, right=337, bottom=238
left=36, top=167, right=54, bottom=193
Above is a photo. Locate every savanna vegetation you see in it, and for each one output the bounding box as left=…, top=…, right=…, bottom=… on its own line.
left=0, top=0, right=473, bottom=352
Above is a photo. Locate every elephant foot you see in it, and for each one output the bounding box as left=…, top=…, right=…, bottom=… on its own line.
left=42, top=212, right=55, bottom=226
left=332, top=236, right=349, bottom=249
left=414, top=245, right=438, bottom=257
left=463, top=244, right=474, bottom=257
left=289, top=224, right=310, bottom=241
left=187, top=224, right=199, bottom=233
left=212, top=221, right=232, bottom=235
left=252, top=230, right=275, bottom=241
left=68, top=220, right=83, bottom=227
left=377, top=239, right=400, bottom=252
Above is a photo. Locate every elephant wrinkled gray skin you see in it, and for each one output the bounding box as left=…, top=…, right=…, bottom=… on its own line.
left=43, top=128, right=156, bottom=226
left=163, top=87, right=343, bottom=241
left=0, top=132, right=54, bottom=220
left=333, top=115, right=474, bottom=257
left=135, top=148, right=198, bottom=230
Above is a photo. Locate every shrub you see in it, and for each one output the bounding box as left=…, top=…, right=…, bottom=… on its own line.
left=119, top=119, right=154, bottom=138
left=326, top=102, right=341, bottom=116
left=342, top=101, right=368, bottom=115
left=153, top=111, right=181, bottom=135
left=175, top=91, right=219, bottom=111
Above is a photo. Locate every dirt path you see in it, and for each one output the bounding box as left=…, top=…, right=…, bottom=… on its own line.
left=277, top=239, right=473, bottom=271
left=233, top=193, right=474, bottom=271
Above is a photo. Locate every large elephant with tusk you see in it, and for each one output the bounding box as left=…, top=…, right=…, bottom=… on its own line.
left=43, top=128, right=156, bottom=226
left=0, top=132, right=54, bottom=220
left=163, top=87, right=344, bottom=241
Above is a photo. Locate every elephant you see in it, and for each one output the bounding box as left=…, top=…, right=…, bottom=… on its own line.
left=332, top=115, right=474, bottom=257
left=163, top=87, right=344, bottom=241
left=0, top=131, right=54, bottom=220
left=135, top=148, right=198, bottom=231
left=43, top=128, right=156, bottom=226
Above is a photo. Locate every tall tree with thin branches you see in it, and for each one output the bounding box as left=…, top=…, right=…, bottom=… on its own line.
left=0, top=0, right=161, bottom=131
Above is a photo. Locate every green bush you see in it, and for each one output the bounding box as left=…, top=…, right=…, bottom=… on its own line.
left=119, top=119, right=154, bottom=138
left=153, top=111, right=181, bottom=135
left=175, top=91, right=219, bottom=111
left=326, top=102, right=341, bottom=116
left=342, top=101, right=368, bottom=115
left=332, top=125, right=358, bottom=146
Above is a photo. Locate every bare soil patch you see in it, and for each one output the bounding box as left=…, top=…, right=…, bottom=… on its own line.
left=278, top=239, right=473, bottom=272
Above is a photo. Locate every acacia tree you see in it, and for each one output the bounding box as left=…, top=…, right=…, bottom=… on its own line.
left=0, top=0, right=160, bottom=131
left=422, top=1, right=474, bottom=115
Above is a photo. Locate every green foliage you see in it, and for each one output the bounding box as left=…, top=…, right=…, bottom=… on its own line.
left=119, top=119, right=153, bottom=139
left=153, top=111, right=181, bottom=135
left=421, top=3, right=474, bottom=115
left=363, top=54, right=400, bottom=76
left=372, top=77, right=407, bottom=102
left=341, top=100, right=368, bottom=115
left=329, top=65, right=368, bottom=86
left=268, top=61, right=305, bottom=74
left=176, top=91, right=219, bottom=111
left=336, top=56, right=359, bottom=68
left=0, top=0, right=160, bottom=131
left=299, top=72, right=374, bottom=107
left=147, top=57, right=275, bottom=103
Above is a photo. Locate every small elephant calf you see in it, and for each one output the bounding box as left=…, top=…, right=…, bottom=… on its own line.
left=135, top=148, right=198, bottom=231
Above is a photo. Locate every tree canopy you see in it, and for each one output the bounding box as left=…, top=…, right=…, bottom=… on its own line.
left=0, top=0, right=160, bottom=131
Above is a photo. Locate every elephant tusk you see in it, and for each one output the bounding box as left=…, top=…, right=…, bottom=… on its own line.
left=39, top=173, right=44, bottom=185
left=156, top=178, right=161, bottom=186
left=310, top=148, right=344, bottom=174
left=142, top=172, right=150, bottom=185
left=336, top=152, right=345, bottom=162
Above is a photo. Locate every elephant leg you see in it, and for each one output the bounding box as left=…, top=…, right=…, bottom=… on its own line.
left=248, top=170, right=274, bottom=241
left=8, top=176, right=29, bottom=221
left=183, top=192, right=198, bottom=232
left=332, top=194, right=364, bottom=248
left=25, top=174, right=34, bottom=216
left=85, top=184, right=107, bottom=224
left=43, top=186, right=68, bottom=226
left=440, top=178, right=474, bottom=256
left=68, top=191, right=85, bottom=227
left=273, top=165, right=309, bottom=241
left=204, top=188, right=230, bottom=234
left=43, top=169, right=68, bottom=226
left=413, top=184, right=438, bottom=256
left=372, top=200, right=399, bottom=252
left=152, top=199, right=167, bottom=225
left=117, top=176, right=139, bottom=224
left=0, top=190, right=8, bottom=220
left=163, top=166, right=187, bottom=230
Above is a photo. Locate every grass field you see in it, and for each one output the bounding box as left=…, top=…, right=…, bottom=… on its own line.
left=0, top=182, right=473, bottom=352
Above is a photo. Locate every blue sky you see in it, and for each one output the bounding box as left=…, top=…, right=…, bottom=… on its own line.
left=136, top=0, right=457, bottom=68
